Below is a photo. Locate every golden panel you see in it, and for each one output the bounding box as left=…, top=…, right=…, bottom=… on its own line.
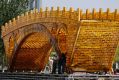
left=71, top=22, right=119, bottom=72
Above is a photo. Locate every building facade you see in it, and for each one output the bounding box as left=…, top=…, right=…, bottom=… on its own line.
left=29, top=0, right=42, bottom=10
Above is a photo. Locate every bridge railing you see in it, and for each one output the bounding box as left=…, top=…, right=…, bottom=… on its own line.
left=1, top=7, right=119, bottom=38
left=1, top=7, right=80, bottom=37
left=80, top=8, right=119, bottom=21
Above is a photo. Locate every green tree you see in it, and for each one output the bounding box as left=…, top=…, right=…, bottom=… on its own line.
left=0, top=0, right=31, bottom=26
left=115, top=47, right=119, bottom=62
left=0, top=0, right=31, bottom=65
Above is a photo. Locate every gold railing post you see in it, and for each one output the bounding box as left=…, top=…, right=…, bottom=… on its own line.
left=62, top=7, right=66, bottom=18
left=114, top=9, right=117, bottom=21
left=69, top=7, right=74, bottom=19
left=45, top=7, right=49, bottom=17
left=40, top=8, right=43, bottom=17
left=92, top=8, right=96, bottom=19
left=99, top=8, right=102, bottom=20
left=57, top=7, right=60, bottom=17
left=86, top=9, right=90, bottom=19
left=77, top=8, right=80, bottom=21
left=5, top=23, right=8, bottom=32
left=12, top=18, right=16, bottom=27
left=35, top=9, right=38, bottom=20
left=106, top=8, right=110, bottom=20
left=51, top=7, right=54, bottom=17
left=25, top=12, right=29, bottom=23
left=80, top=9, right=82, bottom=19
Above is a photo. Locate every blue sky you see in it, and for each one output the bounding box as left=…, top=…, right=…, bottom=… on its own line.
left=42, top=0, right=119, bottom=12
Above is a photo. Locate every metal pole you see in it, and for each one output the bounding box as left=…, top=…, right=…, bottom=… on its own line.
left=35, top=0, right=42, bottom=10
left=40, top=0, right=42, bottom=8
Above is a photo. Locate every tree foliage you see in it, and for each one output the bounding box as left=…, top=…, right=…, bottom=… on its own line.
left=115, top=47, right=119, bottom=62
left=0, top=0, right=30, bottom=56
left=0, top=0, right=30, bottom=26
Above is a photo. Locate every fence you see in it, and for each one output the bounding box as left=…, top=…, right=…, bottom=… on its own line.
left=0, top=72, right=119, bottom=80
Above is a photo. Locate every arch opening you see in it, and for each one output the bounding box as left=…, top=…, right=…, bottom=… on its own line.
left=9, top=23, right=68, bottom=72
left=10, top=32, right=52, bottom=72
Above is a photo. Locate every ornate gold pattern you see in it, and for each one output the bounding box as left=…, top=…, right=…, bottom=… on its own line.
left=1, top=7, right=119, bottom=72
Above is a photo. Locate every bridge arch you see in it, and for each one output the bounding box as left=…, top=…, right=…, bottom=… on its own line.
left=8, top=22, right=68, bottom=71
left=11, top=33, right=51, bottom=71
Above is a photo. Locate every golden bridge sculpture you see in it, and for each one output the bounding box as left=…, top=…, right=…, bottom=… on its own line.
left=1, top=7, right=119, bottom=72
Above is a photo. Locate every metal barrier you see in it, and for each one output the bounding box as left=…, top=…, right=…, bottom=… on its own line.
left=0, top=72, right=119, bottom=80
